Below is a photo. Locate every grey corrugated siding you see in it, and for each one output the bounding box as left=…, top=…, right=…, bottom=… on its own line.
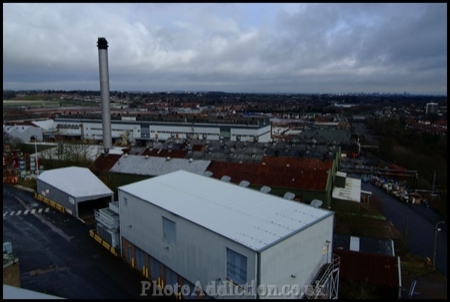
left=109, top=155, right=211, bottom=176
left=37, top=179, right=77, bottom=216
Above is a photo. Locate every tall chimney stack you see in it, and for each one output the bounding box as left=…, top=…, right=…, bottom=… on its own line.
left=97, top=37, right=112, bottom=154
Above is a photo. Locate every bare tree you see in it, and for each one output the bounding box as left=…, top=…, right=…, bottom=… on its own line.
left=62, top=142, right=95, bottom=164
left=3, top=130, right=23, bottom=150
left=39, top=146, right=55, bottom=161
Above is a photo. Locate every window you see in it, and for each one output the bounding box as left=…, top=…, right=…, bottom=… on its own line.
left=226, top=248, right=247, bottom=285
left=162, top=217, right=176, bottom=245
left=123, top=197, right=128, bottom=207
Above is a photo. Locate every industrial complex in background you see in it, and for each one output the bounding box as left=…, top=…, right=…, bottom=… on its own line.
left=3, top=38, right=407, bottom=299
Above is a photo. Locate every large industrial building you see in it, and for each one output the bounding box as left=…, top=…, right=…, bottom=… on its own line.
left=36, top=166, right=114, bottom=220
left=118, top=170, right=339, bottom=299
left=48, top=113, right=272, bottom=144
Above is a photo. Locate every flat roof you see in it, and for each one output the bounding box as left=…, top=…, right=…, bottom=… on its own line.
left=333, top=233, right=395, bottom=256
left=332, top=176, right=361, bottom=202
left=38, top=166, right=113, bottom=200
left=119, top=170, right=332, bottom=251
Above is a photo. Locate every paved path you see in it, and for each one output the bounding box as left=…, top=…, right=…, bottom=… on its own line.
left=402, top=271, right=447, bottom=299
left=361, top=182, right=447, bottom=299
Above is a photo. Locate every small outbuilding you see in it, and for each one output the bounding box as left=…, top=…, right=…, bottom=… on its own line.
left=36, top=166, right=114, bottom=221
left=3, top=124, right=43, bottom=143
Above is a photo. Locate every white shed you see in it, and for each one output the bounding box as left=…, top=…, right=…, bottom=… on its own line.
left=3, top=125, right=43, bottom=142
left=36, top=166, right=114, bottom=221
left=118, top=170, right=336, bottom=299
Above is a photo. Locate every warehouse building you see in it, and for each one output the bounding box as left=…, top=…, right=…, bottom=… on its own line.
left=118, top=170, right=339, bottom=299
left=52, top=114, right=272, bottom=144
left=36, top=166, right=114, bottom=221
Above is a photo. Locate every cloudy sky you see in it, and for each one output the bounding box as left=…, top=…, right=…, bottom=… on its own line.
left=3, top=3, right=447, bottom=95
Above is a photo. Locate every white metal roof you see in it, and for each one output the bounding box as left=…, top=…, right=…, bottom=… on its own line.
left=3, top=125, right=37, bottom=134
left=38, top=166, right=113, bottom=200
left=119, top=170, right=332, bottom=251
left=335, top=171, right=347, bottom=177
left=31, top=119, right=57, bottom=131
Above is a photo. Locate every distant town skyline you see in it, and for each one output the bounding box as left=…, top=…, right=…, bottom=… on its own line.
left=3, top=3, right=447, bottom=95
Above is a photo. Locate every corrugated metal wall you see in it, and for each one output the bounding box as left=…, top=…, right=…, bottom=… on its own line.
left=36, top=179, right=77, bottom=216
left=119, top=190, right=257, bottom=296
left=259, top=214, right=334, bottom=298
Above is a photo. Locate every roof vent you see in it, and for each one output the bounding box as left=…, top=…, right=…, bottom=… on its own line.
left=203, top=171, right=213, bottom=177
left=124, top=153, right=128, bottom=157
left=260, top=186, right=271, bottom=194
left=189, top=158, right=193, bottom=163
left=286, top=164, right=290, bottom=167
left=283, top=192, right=296, bottom=200
left=145, top=155, right=149, bottom=159
left=166, top=156, right=171, bottom=161
left=221, top=175, right=231, bottom=182
left=310, top=199, right=323, bottom=208
left=239, top=180, right=250, bottom=187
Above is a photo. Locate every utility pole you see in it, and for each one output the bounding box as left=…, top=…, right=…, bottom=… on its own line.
left=433, top=221, right=445, bottom=269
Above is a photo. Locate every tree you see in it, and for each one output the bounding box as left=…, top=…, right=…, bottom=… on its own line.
left=3, top=131, right=23, bottom=150
left=38, top=141, right=100, bottom=166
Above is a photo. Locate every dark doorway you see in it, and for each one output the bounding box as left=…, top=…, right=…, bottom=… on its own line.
left=77, top=197, right=110, bottom=224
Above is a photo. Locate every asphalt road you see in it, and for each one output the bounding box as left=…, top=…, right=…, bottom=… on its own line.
left=3, top=184, right=154, bottom=299
left=361, top=182, right=447, bottom=277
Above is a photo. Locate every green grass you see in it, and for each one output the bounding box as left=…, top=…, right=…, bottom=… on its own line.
left=58, top=99, right=98, bottom=107
left=400, top=253, right=435, bottom=277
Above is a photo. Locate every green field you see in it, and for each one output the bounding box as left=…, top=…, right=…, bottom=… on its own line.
left=3, top=99, right=97, bottom=108
left=3, top=99, right=60, bottom=107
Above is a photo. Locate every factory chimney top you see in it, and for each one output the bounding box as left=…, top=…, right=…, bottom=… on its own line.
left=97, top=37, right=108, bottom=49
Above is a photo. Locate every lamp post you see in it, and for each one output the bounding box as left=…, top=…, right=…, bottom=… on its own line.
left=433, top=221, right=445, bottom=269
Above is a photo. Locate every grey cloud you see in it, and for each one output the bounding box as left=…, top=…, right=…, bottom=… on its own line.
left=3, top=3, right=447, bottom=95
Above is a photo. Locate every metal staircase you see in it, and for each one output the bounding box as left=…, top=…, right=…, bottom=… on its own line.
left=305, top=254, right=340, bottom=299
